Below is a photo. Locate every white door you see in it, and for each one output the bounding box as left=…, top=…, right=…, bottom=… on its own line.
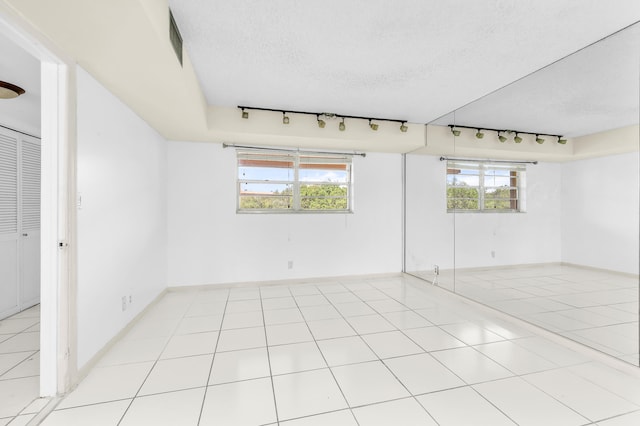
left=0, top=131, right=19, bottom=319
left=0, top=129, right=40, bottom=319
left=20, top=136, right=41, bottom=309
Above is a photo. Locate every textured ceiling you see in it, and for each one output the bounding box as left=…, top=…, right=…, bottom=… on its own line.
left=170, top=0, right=640, bottom=134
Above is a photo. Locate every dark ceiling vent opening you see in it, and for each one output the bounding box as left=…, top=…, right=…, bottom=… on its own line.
left=169, top=9, right=183, bottom=66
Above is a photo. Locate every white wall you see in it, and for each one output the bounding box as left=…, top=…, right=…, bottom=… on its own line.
left=562, top=152, right=640, bottom=274
left=405, top=154, right=563, bottom=271
left=77, top=67, right=167, bottom=368
left=167, top=142, right=402, bottom=286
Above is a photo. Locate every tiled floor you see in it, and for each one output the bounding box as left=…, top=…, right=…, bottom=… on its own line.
left=413, top=264, right=639, bottom=365
left=36, top=274, right=640, bottom=425
left=0, top=304, right=46, bottom=425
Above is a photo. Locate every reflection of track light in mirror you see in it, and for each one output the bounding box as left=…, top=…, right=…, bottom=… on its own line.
left=514, top=133, right=523, bottom=143
left=339, top=118, right=346, bottom=131
left=317, top=115, right=325, bottom=128
left=449, top=126, right=461, bottom=136
left=475, top=129, right=484, bottom=139
left=498, top=132, right=507, bottom=143
left=536, top=135, right=545, bottom=144
left=400, top=122, right=408, bottom=132
left=282, top=112, right=290, bottom=124
left=369, top=120, right=378, bottom=131
left=241, top=108, right=248, bottom=119
left=557, top=136, right=567, bottom=144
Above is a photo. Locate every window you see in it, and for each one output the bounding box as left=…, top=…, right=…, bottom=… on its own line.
left=237, top=150, right=352, bottom=213
left=446, top=160, right=525, bottom=212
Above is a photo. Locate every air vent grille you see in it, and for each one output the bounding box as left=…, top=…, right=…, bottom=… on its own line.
left=169, top=9, right=183, bottom=66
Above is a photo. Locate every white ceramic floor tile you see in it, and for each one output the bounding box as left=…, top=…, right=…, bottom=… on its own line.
left=228, top=288, right=260, bottom=301
left=217, top=326, right=266, bottom=352
left=123, top=318, right=180, bottom=341
left=331, top=361, right=409, bottom=407
left=316, top=336, right=377, bottom=367
left=268, top=342, right=327, bottom=375
left=382, top=311, right=432, bottom=329
left=98, top=337, right=167, bottom=366
left=160, top=331, right=218, bottom=359
left=273, top=369, right=347, bottom=420
left=317, top=284, right=349, bottom=294
left=262, top=296, right=297, bottom=310
left=40, top=400, right=131, bottom=426
left=345, top=314, right=396, bottom=335
left=366, top=299, right=408, bottom=313
left=222, top=310, right=264, bottom=330
left=474, top=341, right=556, bottom=375
left=523, top=369, right=639, bottom=422
left=352, top=289, right=389, bottom=301
left=225, top=299, right=262, bottom=313
left=174, top=314, right=223, bottom=335
left=1, top=351, right=38, bottom=379
left=0, top=332, right=39, bottom=354
left=353, top=397, right=437, bottom=426
left=201, top=377, right=276, bottom=425
left=384, top=353, right=465, bottom=395
left=299, top=305, right=341, bottom=321
left=417, top=386, right=516, bottom=425
left=0, top=376, right=39, bottom=418
left=474, top=376, right=589, bottom=426
left=210, top=347, right=270, bottom=384
left=260, top=287, right=293, bottom=299
left=266, top=323, right=313, bottom=346
left=307, top=318, right=356, bottom=340
left=414, top=308, right=466, bottom=325
left=440, top=322, right=505, bottom=345
left=294, top=295, right=330, bottom=307
left=324, top=292, right=360, bottom=304
left=185, top=301, right=226, bottom=317
left=0, top=352, right=33, bottom=376
left=361, top=331, right=423, bottom=359
left=264, top=308, right=305, bottom=325
left=431, top=347, right=513, bottom=384
left=279, top=409, right=357, bottom=425
left=4, top=414, right=34, bottom=426
left=21, top=397, right=50, bottom=414
left=0, top=318, right=39, bottom=335
left=139, top=354, right=212, bottom=395
left=404, top=326, right=466, bottom=352
left=333, top=302, right=376, bottom=317
left=58, top=362, right=154, bottom=409
left=596, top=410, right=640, bottom=426
left=120, top=388, right=205, bottom=426
left=567, top=362, right=640, bottom=406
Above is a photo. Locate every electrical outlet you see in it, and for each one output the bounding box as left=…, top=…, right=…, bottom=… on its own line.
left=434, top=265, right=440, bottom=275
left=288, top=260, right=294, bottom=270
left=121, top=296, right=127, bottom=311
left=129, top=295, right=132, bottom=304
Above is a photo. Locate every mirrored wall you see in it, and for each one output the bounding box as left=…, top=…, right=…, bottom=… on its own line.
left=405, top=23, right=639, bottom=366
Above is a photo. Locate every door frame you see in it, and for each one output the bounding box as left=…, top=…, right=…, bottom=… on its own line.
left=0, top=5, right=77, bottom=396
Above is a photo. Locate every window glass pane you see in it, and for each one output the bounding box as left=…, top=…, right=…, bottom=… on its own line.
left=484, top=175, right=511, bottom=187
left=484, top=188, right=516, bottom=199
left=239, top=166, right=294, bottom=181
left=447, top=187, right=479, bottom=199
left=485, top=199, right=514, bottom=209
left=299, top=168, right=348, bottom=183
left=239, top=196, right=292, bottom=210
left=447, top=198, right=479, bottom=210
left=300, top=184, right=348, bottom=210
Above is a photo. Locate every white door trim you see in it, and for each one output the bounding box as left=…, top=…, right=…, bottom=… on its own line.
left=0, top=4, right=77, bottom=396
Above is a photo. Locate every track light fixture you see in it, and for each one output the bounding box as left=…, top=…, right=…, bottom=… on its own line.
left=237, top=106, right=409, bottom=134
left=448, top=124, right=565, bottom=146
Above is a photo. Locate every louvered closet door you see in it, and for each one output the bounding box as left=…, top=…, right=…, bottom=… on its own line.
left=20, top=136, right=41, bottom=309
left=0, top=132, right=19, bottom=319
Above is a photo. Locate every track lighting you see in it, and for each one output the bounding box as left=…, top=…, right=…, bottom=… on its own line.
left=400, top=122, right=408, bottom=133
left=557, top=137, right=567, bottom=144
left=475, top=129, right=484, bottom=139
left=339, top=118, right=346, bottom=131
left=282, top=112, right=290, bottom=124
left=498, top=132, right=507, bottom=143
left=0, top=81, right=25, bottom=99
left=369, top=120, right=379, bottom=131
left=536, top=135, right=545, bottom=144
left=449, top=126, right=461, bottom=136
left=514, top=133, right=523, bottom=143
left=317, top=115, right=326, bottom=128
left=241, top=108, right=248, bottom=119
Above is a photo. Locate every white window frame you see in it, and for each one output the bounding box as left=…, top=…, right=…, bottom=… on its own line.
left=236, top=149, right=353, bottom=214
left=446, top=160, right=526, bottom=213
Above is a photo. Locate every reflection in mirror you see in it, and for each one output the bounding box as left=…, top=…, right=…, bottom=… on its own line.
left=405, top=23, right=639, bottom=366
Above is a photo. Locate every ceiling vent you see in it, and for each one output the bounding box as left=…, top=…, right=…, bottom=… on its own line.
left=169, top=9, right=183, bottom=66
